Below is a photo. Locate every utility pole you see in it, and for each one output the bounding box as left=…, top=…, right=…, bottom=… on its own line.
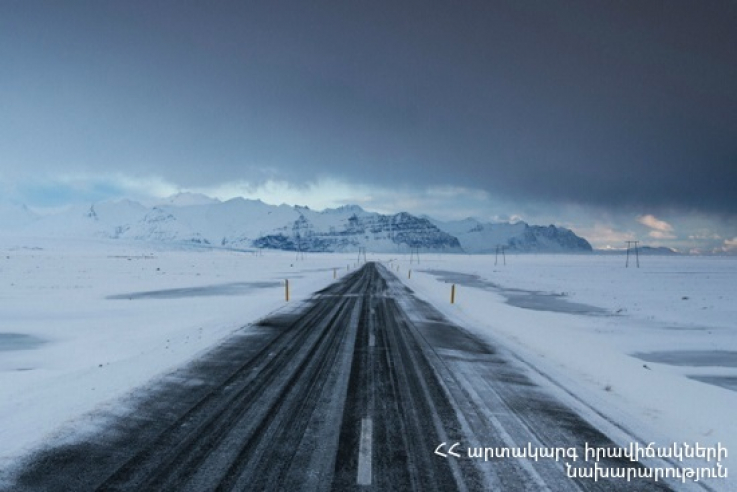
left=625, top=240, right=639, bottom=268
left=410, top=247, right=420, bottom=264
left=495, top=245, right=506, bottom=266
left=295, top=234, right=304, bottom=260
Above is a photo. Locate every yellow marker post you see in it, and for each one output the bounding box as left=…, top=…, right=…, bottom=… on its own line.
left=285, top=279, right=290, bottom=302
left=333, top=268, right=337, bottom=279
left=450, top=284, right=456, bottom=304
left=408, top=269, right=411, bottom=279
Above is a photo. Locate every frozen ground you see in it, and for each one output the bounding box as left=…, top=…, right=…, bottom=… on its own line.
left=0, top=236, right=356, bottom=477
left=1, top=239, right=735, bottom=489
left=394, top=253, right=736, bottom=489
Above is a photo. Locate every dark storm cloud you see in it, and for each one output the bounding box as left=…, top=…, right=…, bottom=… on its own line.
left=2, top=1, right=736, bottom=213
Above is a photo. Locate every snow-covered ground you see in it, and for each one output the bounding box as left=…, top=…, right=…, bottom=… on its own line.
left=393, top=253, right=736, bottom=490
left=0, top=236, right=357, bottom=477
left=1, top=238, right=735, bottom=489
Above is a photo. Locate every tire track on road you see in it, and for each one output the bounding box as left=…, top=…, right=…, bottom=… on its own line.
left=9, top=263, right=679, bottom=491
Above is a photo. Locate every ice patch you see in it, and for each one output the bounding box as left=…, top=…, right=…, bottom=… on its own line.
left=631, top=350, right=737, bottom=367
left=422, top=269, right=609, bottom=316
left=106, top=281, right=281, bottom=300
left=688, top=375, right=737, bottom=393
left=0, top=333, right=45, bottom=352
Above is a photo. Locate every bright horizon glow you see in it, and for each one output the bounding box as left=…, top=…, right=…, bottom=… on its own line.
left=1, top=173, right=736, bottom=255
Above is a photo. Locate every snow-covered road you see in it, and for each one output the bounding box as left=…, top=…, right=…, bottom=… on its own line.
left=1, top=238, right=734, bottom=490
left=7, top=263, right=679, bottom=491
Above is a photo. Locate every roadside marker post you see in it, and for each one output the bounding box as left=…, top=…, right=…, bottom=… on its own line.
left=333, top=268, right=337, bottom=279
left=451, top=284, right=456, bottom=304
left=285, top=279, right=290, bottom=302
left=408, top=269, right=411, bottom=279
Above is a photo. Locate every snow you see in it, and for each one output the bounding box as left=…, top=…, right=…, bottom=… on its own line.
left=0, top=235, right=356, bottom=478
left=157, top=192, right=222, bottom=207
left=3, top=196, right=589, bottom=254
left=427, top=217, right=592, bottom=253
left=394, top=253, right=736, bottom=490
left=1, top=238, right=734, bottom=490
left=0, top=203, right=38, bottom=230
left=428, top=217, right=529, bottom=253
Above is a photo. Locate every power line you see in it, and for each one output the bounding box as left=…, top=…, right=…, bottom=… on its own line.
left=625, top=240, right=639, bottom=268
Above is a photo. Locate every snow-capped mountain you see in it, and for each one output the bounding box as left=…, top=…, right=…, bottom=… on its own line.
left=596, top=246, right=680, bottom=255
left=156, top=192, right=222, bottom=207
left=251, top=209, right=461, bottom=253
left=428, top=217, right=592, bottom=253
left=23, top=200, right=149, bottom=239
left=0, top=202, right=38, bottom=230
left=15, top=198, right=461, bottom=253
left=7, top=196, right=592, bottom=253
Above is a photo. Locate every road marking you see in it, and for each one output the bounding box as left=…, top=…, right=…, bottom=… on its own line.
left=369, top=334, right=375, bottom=348
left=357, top=418, right=373, bottom=485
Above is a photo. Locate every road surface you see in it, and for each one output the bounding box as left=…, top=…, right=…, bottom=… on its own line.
left=9, top=262, right=672, bottom=491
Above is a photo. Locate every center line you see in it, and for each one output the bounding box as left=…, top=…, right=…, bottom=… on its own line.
left=356, top=417, right=373, bottom=485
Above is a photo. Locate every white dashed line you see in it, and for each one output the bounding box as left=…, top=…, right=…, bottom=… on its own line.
left=357, top=417, right=373, bottom=485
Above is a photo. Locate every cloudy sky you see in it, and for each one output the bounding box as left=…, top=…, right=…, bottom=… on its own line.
left=1, top=1, right=736, bottom=253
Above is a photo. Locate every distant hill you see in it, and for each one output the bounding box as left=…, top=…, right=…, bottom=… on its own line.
left=6, top=195, right=592, bottom=254
left=596, top=246, right=680, bottom=255
left=0, top=202, right=39, bottom=229
left=428, top=217, right=593, bottom=253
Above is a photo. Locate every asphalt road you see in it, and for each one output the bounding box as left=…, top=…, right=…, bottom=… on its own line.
left=8, top=262, right=673, bottom=491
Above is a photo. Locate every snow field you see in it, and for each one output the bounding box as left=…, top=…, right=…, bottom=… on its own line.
left=0, top=236, right=356, bottom=473
left=391, top=253, right=736, bottom=490
left=2, top=240, right=735, bottom=490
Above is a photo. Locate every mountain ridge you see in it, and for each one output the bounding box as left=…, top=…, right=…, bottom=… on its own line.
left=2, top=196, right=592, bottom=253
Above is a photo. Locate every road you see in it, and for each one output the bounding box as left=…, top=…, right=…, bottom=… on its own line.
left=9, top=262, right=672, bottom=491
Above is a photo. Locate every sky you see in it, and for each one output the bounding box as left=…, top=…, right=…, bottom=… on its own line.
left=1, top=1, right=736, bottom=253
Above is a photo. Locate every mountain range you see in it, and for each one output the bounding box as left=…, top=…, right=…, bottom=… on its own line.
left=1, top=193, right=593, bottom=254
